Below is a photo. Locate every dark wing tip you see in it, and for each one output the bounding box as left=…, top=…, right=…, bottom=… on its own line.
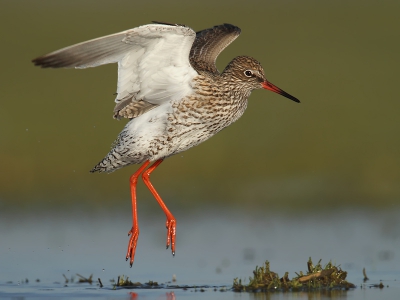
left=32, top=55, right=53, bottom=68
left=196, top=23, right=241, bottom=36
left=31, top=54, right=69, bottom=68
left=222, top=23, right=241, bottom=34
left=151, top=21, right=188, bottom=27
left=31, top=58, right=39, bottom=66
left=190, top=23, right=242, bottom=75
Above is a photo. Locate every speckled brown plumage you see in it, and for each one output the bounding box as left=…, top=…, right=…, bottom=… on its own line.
left=90, top=56, right=270, bottom=173
left=113, top=98, right=158, bottom=120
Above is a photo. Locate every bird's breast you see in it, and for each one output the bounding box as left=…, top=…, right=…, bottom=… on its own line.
left=164, top=84, right=248, bottom=153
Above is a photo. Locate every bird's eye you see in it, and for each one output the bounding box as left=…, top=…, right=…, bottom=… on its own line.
left=244, top=70, right=253, bottom=77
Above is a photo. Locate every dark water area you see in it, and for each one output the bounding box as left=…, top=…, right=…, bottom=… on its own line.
left=1, top=209, right=399, bottom=299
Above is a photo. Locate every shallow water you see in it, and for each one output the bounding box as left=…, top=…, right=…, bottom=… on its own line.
left=1, top=209, right=399, bottom=299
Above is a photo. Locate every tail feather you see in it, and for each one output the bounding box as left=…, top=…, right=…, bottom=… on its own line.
left=90, top=161, right=108, bottom=173
left=90, top=153, right=131, bottom=173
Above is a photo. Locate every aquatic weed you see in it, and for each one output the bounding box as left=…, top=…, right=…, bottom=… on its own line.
left=233, top=257, right=355, bottom=292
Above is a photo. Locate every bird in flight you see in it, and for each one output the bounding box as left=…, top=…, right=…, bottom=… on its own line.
left=32, top=22, right=300, bottom=267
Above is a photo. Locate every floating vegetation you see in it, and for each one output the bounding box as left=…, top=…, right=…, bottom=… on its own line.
left=363, top=267, right=369, bottom=282
left=233, top=257, right=356, bottom=292
left=76, top=274, right=93, bottom=285
left=111, top=276, right=160, bottom=289
left=114, top=275, right=142, bottom=288
left=369, top=282, right=385, bottom=289
left=360, top=268, right=387, bottom=289
left=109, top=276, right=222, bottom=291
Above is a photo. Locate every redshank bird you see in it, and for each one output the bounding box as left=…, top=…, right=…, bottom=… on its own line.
left=32, top=22, right=300, bottom=267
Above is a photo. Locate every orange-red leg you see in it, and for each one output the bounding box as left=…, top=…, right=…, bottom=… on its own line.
left=126, top=160, right=150, bottom=267
left=142, top=159, right=176, bottom=256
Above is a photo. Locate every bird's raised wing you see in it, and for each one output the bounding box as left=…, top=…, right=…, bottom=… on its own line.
left=189, top=24, right=241, bottom=76
left=32, top=24, right=198, bottom=119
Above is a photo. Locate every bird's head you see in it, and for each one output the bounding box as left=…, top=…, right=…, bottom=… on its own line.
left=223, top=56, right=300, bottom=103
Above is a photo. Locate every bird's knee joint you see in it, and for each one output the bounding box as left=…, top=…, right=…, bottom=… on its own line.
left=142, top=172, right=150, bottom=181
left=130, top=175, right=139, bottom=184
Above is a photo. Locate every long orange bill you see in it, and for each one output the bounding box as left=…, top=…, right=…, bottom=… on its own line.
left=261, top=81, right=300, bottom=103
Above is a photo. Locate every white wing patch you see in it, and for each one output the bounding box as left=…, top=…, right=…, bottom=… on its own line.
left=117, top=25, right=198, bottom=106
left=116, top=48, right=144, bottom=100
left=33, top=24, right=198, bottom=108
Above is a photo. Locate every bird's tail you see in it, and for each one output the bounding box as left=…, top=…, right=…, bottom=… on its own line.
left=90, top=159, right=109, bottom=173
left=90, top=151, right=130, bottom=173
left=90, top=157, right=114, bottom=173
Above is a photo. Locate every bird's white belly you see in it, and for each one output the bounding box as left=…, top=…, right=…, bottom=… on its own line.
left=120, top=104, right=176, bottom=162
left=95, top=94, right=246, bottom=173
left=120, top=102, right=220, bottom=162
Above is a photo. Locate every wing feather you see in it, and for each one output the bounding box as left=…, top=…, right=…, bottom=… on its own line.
left=32, top=24, right=198, bottom=118
left=189, top=23, right=241, bottom=75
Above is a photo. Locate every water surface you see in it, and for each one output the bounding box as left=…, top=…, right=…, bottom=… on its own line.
left=1, top=209, right=399, bottom=299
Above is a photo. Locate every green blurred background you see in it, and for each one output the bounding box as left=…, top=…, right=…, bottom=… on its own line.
left=1, top=0, right=399, bottom=215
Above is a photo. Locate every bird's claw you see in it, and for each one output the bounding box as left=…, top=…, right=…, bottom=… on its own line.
left=165, top=218, right=176, bottom=256
left=126, top=226, right=139, bottom=267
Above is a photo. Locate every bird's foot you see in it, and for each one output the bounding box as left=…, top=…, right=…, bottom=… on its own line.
left=165, top=218, right=176, bottom=256
left=126, top=227, right=139, bottom=267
